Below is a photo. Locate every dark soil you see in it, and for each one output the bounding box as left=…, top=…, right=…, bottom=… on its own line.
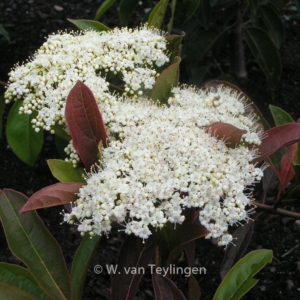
left=1, top=1, right=300, bottom=300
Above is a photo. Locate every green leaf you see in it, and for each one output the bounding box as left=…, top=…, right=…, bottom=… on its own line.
left=165, top=33, right=184, bottom=65
left=94, top=0, right=117, bottom=20
left=244, top=27, right=282, bottom=89
left=67, top=19, right=111, bottom=32
left=148, top=0, right=169, bottom=29
left=213, top=249, right=273, bottom=300
left=0, top=283, right=40, bottom=300
left=52, top=124, right=71, bottom=141
left=269, top=105, right=294, bottom=126
left=71, top=235, right=101, bottom=300
left=185, top=0, right=201, bottom=18
left=260, top=4, right=285, bottom=48
left=0, top=263, right=51, bottom=300
left=47, top=159, right=85, bottom=183
left=0, top=189, right=71, bottom=300
left=6, top=101, right=43, bottom=166
left=0, top=24, right=10, bottom=42
left=248, top=0, right=259, bottom=12
left=197, top=0, right=211, bottom=30
left=167, top=0, right=176, bottom=34
left=0, top=95, right=5, bottom=138
left=188, top=65, right=211, bottom=86
left=150, top=56, right=181, bottom=104
left=185, top=26, right=228, bottom=66
left=55, top=135, right=69, bottom=159
left=119, top=0, right=140, bottom=26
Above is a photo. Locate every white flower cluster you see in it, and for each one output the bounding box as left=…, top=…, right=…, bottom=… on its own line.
left=5, top=26, right=169, bottom=134
left=64, top=85, right=264, bottom=246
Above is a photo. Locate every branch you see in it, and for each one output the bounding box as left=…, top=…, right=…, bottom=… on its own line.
left=253, top=202, right=300, bottom=218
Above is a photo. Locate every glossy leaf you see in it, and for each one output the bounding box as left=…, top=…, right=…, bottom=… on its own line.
left=6, top=101, right=43, bottom=166
left=94, top=0, right=117, bottom=20
left=244, top=27, right=281, bottom=89
left=207, top=122, right=247, bottom=148
left=220, top=221, right=254, bottom=280
left=148, top=0, right=169, bottom=29
left=0, top=283, right=40, bottom=300
left=204, top=80, right=270, bottom=130
left=262, top=163, right=278, bottom=202
left=71, top=235, right=101, bottom=300
left=47, top=159, right=85, bottom=183
left=119, top=0, right=140, bottom=26
left=165, top=34, right=184, bottom=65
left=0, top=95, right=4, bottom=138
left=19, top=182, right=83, bottom=213
left=153, top=272, right=186, bottom=300
left=253, top=123, right=300, bottom=163
left=68, top=19, right=111, bottom=32
left=0, top=263, right=51, bottom=300
left=198, top=0, right=211, bottom=30
left=166, top=223, right=209, bottom=267
left=151, top=56, right=181, bottom=104
left=279, top=143, right=297, bottom=188
left=260, top=4, right=285, bottom=48
left=111, top=235, right=156, bottom=300
left=65, top=80, right=109, bottom=170
left=155, top=222, right=209, bottom=268
left=184, top=242, right=201, bottom=300
left=213, top=249, right=272, bottom=300
left=269, top=105, right=294, bottom=126
left=0, top=189, right=71, bottom=300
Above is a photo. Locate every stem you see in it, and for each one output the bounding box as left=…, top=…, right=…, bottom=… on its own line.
left=229, top=10, right=247, bottom=80
left=253, top=202, right=300, bottom=218
left=0, top=80, right=8, bottom=86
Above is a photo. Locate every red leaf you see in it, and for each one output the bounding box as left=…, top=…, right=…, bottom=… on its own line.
left=19, top=182, right=83, bottom=214
left=111, top=235, right=156, bottom=300
left=254, top=123, right=300, bottom=163
left=220, top=221, right=254, bottom=280
left=279, top=143, right=297, bottom=188
left=65, top=80, right=109, bottom=170
left=184, top=242, right=201, bottom=300
left=206, top=122, right=247, bottom=148
left=153, top=272, right=186, bottom=300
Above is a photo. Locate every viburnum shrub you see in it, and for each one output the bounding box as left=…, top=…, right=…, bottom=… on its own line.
left=1, top=1, right=300, bottom=299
